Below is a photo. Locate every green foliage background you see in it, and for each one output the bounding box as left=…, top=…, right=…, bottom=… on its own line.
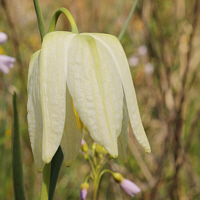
left=0, top=0, right=200, bottom=199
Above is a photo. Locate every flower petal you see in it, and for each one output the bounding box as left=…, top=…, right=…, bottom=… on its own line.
left=118, top=97, right=129, bottom=162
left=60, top=87, right=82, bottom=166
left=0, top=32, right=7, bottom=44
left=40, top=32, right=76, bottom=163
left=27, top=50, right=44, bottom=172
left=67, top=35, right=124, bottom=157
left=85, top=33, right=151, bottom=153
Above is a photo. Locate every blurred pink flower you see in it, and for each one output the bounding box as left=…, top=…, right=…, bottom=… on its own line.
left=138, top=45, right=147, bottom=56
left=81, top=138, right=86, bottom=146
left=80, top=183, right=89, bottom=200
left=128, top=55, right=139, bottom=67
left=0, top=55, right=16, bottom=74
left=145, top=62, right=154, bottom=74
left=120, top=179, right=141, bottom=197
left=0, top=32, right=8, bottom=44
left=80, top=188, right=87, bottom=200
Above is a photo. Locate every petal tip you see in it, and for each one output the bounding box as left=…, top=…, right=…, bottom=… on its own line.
left=42, top=153, right=52, bottom=164
left=64, top=160, right=73, bottom=167
left=145, top=148, right=151, bottom=153
left=37, top=168, right=43, bottom=173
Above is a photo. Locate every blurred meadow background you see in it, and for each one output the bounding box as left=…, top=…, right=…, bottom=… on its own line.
left=0, top=0, right=200, bottom=199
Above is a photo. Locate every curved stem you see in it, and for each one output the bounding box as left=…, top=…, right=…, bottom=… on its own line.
left=98, top=169, right=114, bottom=184
left=118, top=0, right=138, bottom=41
left=33, top=0, right=46, bottom=41
left=40, top=163, right=51, bottom=200
left=49, top=7, right=79, bottom=34
left=85, top=174, right=93, bottom=183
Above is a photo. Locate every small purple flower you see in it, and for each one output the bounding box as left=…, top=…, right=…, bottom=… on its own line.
left=144, top=62, right=154, bottom=74
left=81, top=138, right=86, bottom=146
left=128, top=55, right=139, bottom=67
left=80, top=188, right=87, bottom=200
left=80, top=183, right=89, bottom=200
left=0, top=32, right=8, bottom=44
left=138, top=45, right=147, bottom=56
left=0, top=55, right=16, bottom=74
left=120, top=179, right=141, bottom=197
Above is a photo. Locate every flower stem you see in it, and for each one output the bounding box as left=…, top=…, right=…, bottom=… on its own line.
left=33, top=0, right=46, bottom=41
left=40, top=163, right=51, bottom=200
left=93, top=174, right=100, bottom=200
left=118, top=0, right=138, bottom=41
left=48, top=7, right=79, bottom=34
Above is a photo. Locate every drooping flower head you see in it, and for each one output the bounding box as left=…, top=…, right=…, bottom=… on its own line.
left=113, top=172, right=140, bottom=197
left=80, top=182, right=89, bottom=200
left=120, top=179, right=141, bottom=197
left=27, top=31, right=151, bottom=171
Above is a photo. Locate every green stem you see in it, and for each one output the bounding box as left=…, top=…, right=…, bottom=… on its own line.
left=96, top=156, right=110, bottom=175
left=87, top=155, right=96, bottom=176
left=92, top=169, right=113, bottom=200
left=98, top=169, right=114, bottom=182
left=85, top=175, right=93, bottom=183
left=33, top=0, right=46, bottom=41
left=49, top=7, right=79, bottom=34
left=40, top=163, right=51, bottom=200
left=93, top=174, right=99, bottom=200
left=118, top=0, right=138, bottom=41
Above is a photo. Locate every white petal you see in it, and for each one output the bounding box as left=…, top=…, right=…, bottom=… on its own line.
left=67, top=35, right=124, bottom=157
left=60, top=87, right=82, bottom=166
left=40, top=32, right=76, bottom=163
left=27, top=50, right=44, bottom=172
left=85, top=33, right=151, bottom=153
left=118, top=97, right=129, bottom=162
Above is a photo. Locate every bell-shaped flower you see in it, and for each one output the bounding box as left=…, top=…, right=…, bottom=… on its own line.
left=27, top=31, right=151, bottom=171
left=112, top=172, right=140, bottom=197
left=0, top=55, right=15, bottom=74
left=80, top=182, right=89, bottom=200
left=120, top=179, right=141, bottom=197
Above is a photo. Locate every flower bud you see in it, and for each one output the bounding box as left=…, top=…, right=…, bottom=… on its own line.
left=120, top=179, right=141, bottom=197
left=113, top=173, right=140, bottom=197
left=113, top=172, right=124, bottom=183
left=80, top=182, right=89, bottom=200
left=81, top=139, right=88, bottom=153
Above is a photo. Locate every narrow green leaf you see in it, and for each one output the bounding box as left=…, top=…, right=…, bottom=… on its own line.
left=49, top=147, right=63, bottom=200
left=33, top=0, right=46, bottom=41
left=118, top=0, right=138, bottom=41
left=12, top=93, right=26, bottom=200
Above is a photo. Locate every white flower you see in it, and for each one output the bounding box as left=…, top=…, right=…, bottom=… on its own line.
left=27, top=31, right=151, bottom=171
